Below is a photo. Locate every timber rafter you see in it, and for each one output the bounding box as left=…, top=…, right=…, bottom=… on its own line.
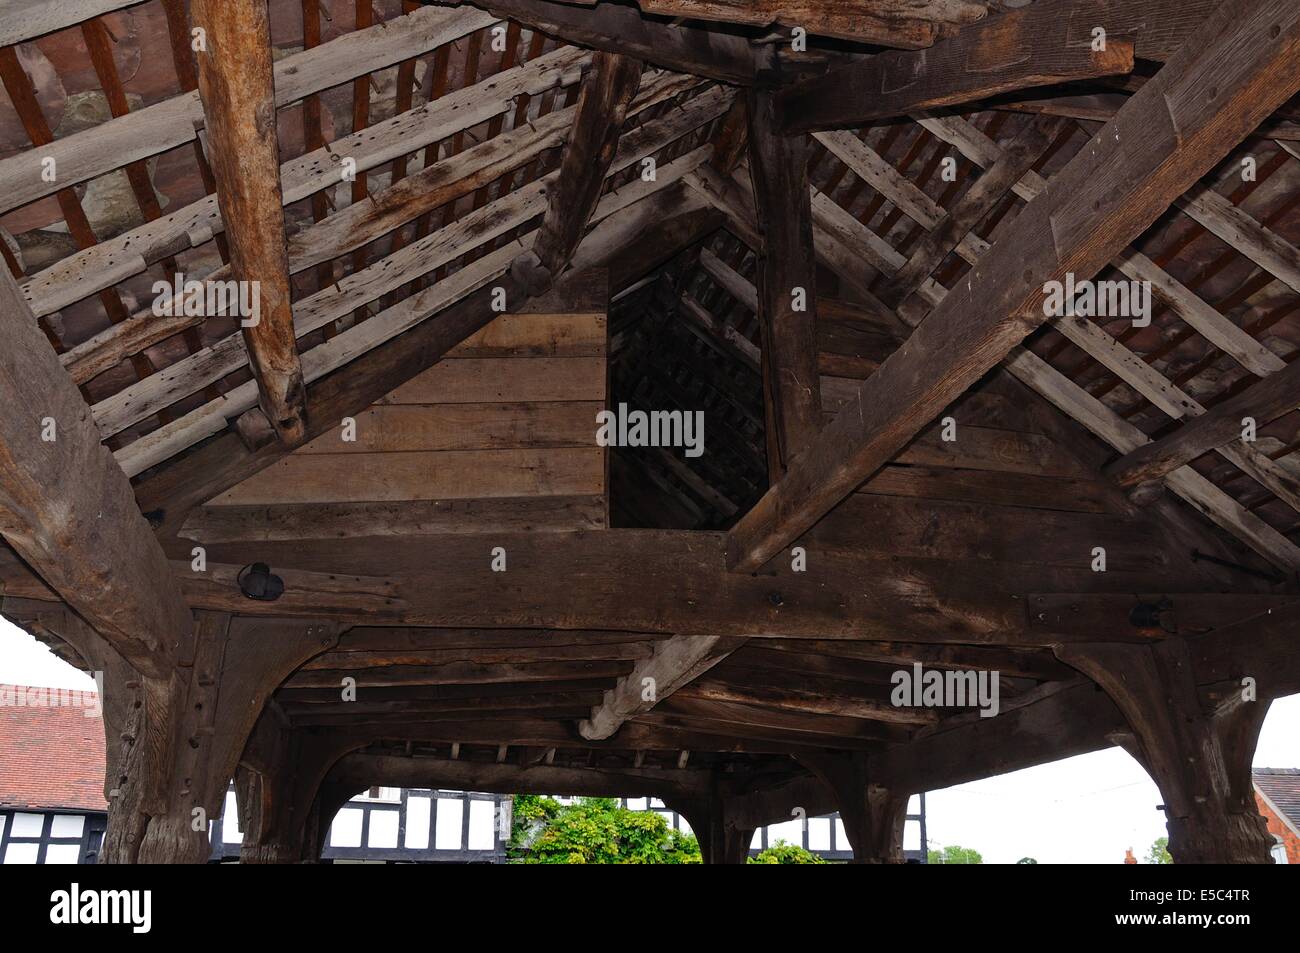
left=3, top=0, right=1300, bottom=864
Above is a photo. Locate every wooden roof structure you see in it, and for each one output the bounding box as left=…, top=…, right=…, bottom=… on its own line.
left=0, top=0, right=1299, bottom=864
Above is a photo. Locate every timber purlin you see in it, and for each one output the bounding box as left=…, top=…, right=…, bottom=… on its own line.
left=0, top=0, right=1297, bottom=866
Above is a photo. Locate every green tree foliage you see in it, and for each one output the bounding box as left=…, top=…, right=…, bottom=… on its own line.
left=927, top=844, right=984, bottom=864
left=1016, top=857, right=1038, bottom=864
left=509, top=796, right=701, bottom=864
left=1145, top=836, right=1173, bottom=865
left=748, top=840, right=826, bottom=864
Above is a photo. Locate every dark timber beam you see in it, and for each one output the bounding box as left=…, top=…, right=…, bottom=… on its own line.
left=877, top=114, right=1069, bottom=307
left=0, top=269, right=190, bottom=678
left=747, top=86, right=822, bottom=477
left=277, top=717, right=842, bottom=756
left=512, top=52, right=643, bottom=295
left=777, top=0, right=1147, bottom=133
left=332, top=752, right=713, bottom=800
left=563, top=0, right=989, bottom=50
left=434, top=0, right=759, bottom=84
left=874, top=681, right=1124, bottom=794
left=1056, top=639, right=1275, bottom=863
left=1106, top=357, right=1300, bottom=489
left=727, top=0, right=1300, bottom=572
left=1184, top=600, right=1300, bottom=702
left=6, top=527, right=1295, bottom=650
left=191, top=0, right=307, bottom=446
left=668, top=794, right=755, bottom=864
left=579, top=635, right=744, bottom=740
left=797, top=752, right=909, bottom=863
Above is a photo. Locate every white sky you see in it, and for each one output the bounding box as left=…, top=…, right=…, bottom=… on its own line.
left=1, top=616, right=1296, bottom=863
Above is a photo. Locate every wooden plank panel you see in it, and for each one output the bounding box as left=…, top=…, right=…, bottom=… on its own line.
left=180, top=496, right=608, bottom=542
left=858, top=465, right=1110, bottom=514
left=812, top=494, right=1167, bottom=571
left=895, top=424, right=1089, bottom=478
left=447, top=313, right=607, bottom=358
left=379, top=358, right=606, bottom=404
left=208, top=449, right=605, bottom=505
left=294, top=402, right=602, bottom=454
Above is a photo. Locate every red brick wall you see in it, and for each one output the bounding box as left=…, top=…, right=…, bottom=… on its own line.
left=1256, top=792, right=1300, bottom=863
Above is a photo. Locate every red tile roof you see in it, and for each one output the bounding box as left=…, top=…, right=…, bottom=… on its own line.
left=0, top=685, right=107, bottom=812
left=1255, top=769, right=1300, bottom=829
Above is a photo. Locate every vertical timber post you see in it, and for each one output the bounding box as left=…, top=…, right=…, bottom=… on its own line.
left=798, top=752, right=908, bottom=864
left=1057, top=638, right=1275, bottom=864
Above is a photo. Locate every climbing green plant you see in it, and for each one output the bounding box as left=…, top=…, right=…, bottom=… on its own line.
left=748, top=840, right=826, bottom=864
left=509, top=796, right=701, bottom=864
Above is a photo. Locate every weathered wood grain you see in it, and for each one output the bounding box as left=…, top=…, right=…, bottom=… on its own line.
left=0, top=268, right=190, bottom=678
left=191, top=0, right=306, bottom=445
left=727, top=0, right=1300, bottom=571
left=747, top=86, right=822, bottom=477
left=778, top=0, right=1140, bottom=132
left=0, top=4, right=496, bottom=215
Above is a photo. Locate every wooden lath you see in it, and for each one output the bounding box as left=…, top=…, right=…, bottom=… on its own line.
left=23, top=44, right=592, bottom=343
left=0, top=5, right=498, bottom=217
left=918, top=116, right=1300, bottom=562
left=817, top=113, right=1300, bottom=567
left=710, top=3, right=1300, bottom=573
left=0, top=2, right=147, bottom=48
left=695, top=148, right=1300, bottom=573
left=107, top=78, right=729, bottom=477
left=0, top=42, right=155, bottom=391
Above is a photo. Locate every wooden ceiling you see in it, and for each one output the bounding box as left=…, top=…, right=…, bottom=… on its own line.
left=1, top=0, right=1300, bottom=831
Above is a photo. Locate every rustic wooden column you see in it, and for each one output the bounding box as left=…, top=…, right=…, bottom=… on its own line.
left=236, top=767, right=306, bottom=864
left=236, top=708, right=312, bottom=864
left=127, top=617, right=340, bottom=863
left=799, top=752, right=908, bottom=864
left=669, top=796, right=754, bottom=864
left=746, top=80, right=822, bottom=480
left=237, top=722, right=370, bottom=864
left=1057, top=638, right=1275, bottom=864
left=306, top=779, right=368, bottom=864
